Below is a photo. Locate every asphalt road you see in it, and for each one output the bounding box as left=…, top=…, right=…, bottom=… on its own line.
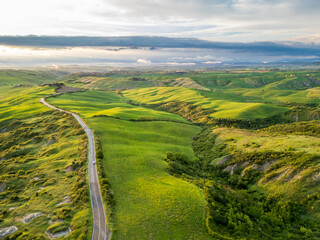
left=41, top=97, right=111, bottom=240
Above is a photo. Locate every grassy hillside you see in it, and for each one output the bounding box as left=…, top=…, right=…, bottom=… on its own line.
left=50, top=90, right=211, bottom=239
left=66, top=72, right=209, bottom=90
left=164, top=121, right=320, bottom=239
left=0, top=70, right=63, bottom=87
left=48, top=90, right=189, bottom=123
left=122, top=87, right=289, bottom=119
left=0, top=86, right=55, bottom=122
left=0, top=87, right=92, bottom=239
left=0, top=70, right=63, bottom=100
left=67, top=70, right=320, bottom=108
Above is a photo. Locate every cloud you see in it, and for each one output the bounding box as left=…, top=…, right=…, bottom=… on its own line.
left=166, top=62, right=196, bottom=66
left=137, top=58, right=151, bottom=64
left=0, top=0, right=320, bottom=42
left=203, top=61, right=222, bottom=64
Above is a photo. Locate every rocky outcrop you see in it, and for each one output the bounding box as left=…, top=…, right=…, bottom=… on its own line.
left=241, top=161, right=275, bottom=177
left=0, top=128, right=8, bottom=134
left=46, top=227, right=72, bottom=239
left=56, top=196, right=72, bottom=206
left=217, top=155, right=233, bottom=165
left=223, top=164, right=239, bottom=175
left=65, top=165, right=76, bottom=172
left=21, top=212, right=43, bottom=224
left=0, top=226, right=18, bottom=239
left=0, top=182, right=7, bottom=193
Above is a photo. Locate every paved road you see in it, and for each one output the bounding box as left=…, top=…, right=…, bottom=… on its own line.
left=41, top=97, right=111, bottom=240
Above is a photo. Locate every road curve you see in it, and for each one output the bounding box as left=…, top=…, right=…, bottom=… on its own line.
left=41, top=97, right=111, bottom=240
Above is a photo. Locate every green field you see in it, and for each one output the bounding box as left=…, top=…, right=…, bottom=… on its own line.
left=50, top=90, right=211, bottom=239
left=49, top=90, right=189, bottom=123
left=89, top=118, right=209, bottom=239
left=122, top=87, right=290, bottom=119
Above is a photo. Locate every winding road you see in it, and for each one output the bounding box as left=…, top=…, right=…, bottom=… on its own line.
left=41, top=97, right=111, bottom=240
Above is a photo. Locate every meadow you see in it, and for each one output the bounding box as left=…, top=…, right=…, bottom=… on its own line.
left=122, top=87, right=289, bottom=119
left=50, top=90, right=211, bottom=239
left=48, top=90, right=189, bottom=123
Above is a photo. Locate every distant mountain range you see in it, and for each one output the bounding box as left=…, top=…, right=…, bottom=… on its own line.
left=1, top=36, right=320, bottom=57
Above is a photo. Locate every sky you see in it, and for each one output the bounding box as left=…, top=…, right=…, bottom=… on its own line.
left=1, top=0, right=320, bottom=43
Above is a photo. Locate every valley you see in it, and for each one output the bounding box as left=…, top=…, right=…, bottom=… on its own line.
left=1, top=69, right=320, bottom=239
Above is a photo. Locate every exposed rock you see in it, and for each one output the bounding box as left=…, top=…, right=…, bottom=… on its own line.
left=217, top=155, right=233, bottom=165
left=56, top=196, right=72, bottom=206
left=0, top=182, right=7, bottom=193
left=0, top=128, right=8, bottom=134
left=14, top=84, right=32, bottom=88
left=262, top=161, right=274, bottom=172
left=312, top=172, right=320, bottom=182
left=65, top=165, right=76, bottom=172
left=21, top=212, right=43, bottom=224
left=0, top=226, right=18, bottom=239
left=224, top=164, right=238, bottom=175
left=241, top=161, right=275, bottom=177
left=46, top=227, right=72, bottom=239
left=8, top=207, right=16, bottom=211
left=33, top=177, right=40, bottom=181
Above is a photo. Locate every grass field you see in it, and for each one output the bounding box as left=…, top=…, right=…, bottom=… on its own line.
left=50, top=90, right=211, bottom=239
left=48, top=90, right=189, bottom=123
left=122, top=87, right=290, bottom=119
left=89, top=118, right=209, bottom=239
left=0, top=70, right=63, bottom=88
left=0, top=86, right=55, bottom=122
left=213, top=127, right=320, bottom=155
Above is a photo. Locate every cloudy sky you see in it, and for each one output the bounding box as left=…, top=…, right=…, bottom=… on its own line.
left=1, top=0, right=320, bottom=42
